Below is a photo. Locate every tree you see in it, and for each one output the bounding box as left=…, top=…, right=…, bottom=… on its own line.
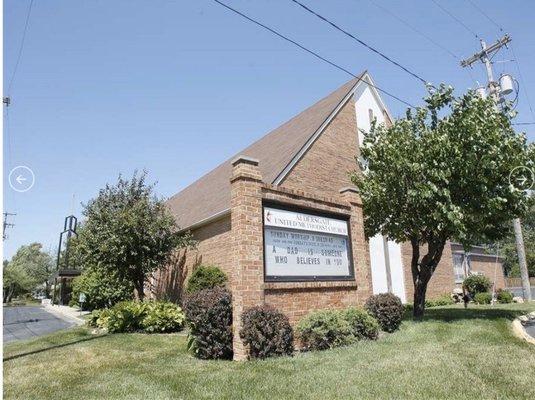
left=353, top=85, right=533, bottom=319
left=78, top=171, right=193, bottom=300
left=7, top=243, right=54, bottom=297
left=3, top=261, right=34, bottom=303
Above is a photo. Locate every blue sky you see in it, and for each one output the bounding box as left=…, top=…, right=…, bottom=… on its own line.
left=3, top=0, right=534, bottom=260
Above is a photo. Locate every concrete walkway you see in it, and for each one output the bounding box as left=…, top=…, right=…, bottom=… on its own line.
left=43, top=304, right=89, bottom=326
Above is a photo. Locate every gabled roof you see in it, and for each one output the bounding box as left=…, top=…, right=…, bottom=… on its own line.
left=167, top=72, right=366, bottom=229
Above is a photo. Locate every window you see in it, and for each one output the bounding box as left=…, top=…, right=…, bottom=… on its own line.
left=368, top=108, right=374, bottom=125
left=452, top=253, right=471, bottom=283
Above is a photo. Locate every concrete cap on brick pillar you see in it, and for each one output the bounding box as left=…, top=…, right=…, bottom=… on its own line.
left=339, top=186, right=362, bottom=205
left=231, top=155, right=262, bottom=183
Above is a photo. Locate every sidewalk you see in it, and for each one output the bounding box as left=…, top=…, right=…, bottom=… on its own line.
left=43, top=303, right=90, bottom=326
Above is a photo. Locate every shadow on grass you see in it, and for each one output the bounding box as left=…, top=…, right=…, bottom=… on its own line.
left=3, top=333, right=108, bottom=362
left=404, top=306, right=529, bottom=323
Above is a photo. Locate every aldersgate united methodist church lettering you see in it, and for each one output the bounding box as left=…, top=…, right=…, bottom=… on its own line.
left=263, top=206, right=354, bottom=281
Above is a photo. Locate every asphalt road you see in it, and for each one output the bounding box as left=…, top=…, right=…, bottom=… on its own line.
left=3, top=306, right=74, bottom=343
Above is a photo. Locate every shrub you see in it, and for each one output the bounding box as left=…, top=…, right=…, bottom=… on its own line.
left=425, top=294, right=455, bottom=308
left=340, top=307, right=379, bottom=340
left=184, top=288, right=233, bottom=359
left=106, top=301, right=148, bottom=333
left=474, top=292, right=492, bottom=304
left=364, top=293, right=404, bottom=333
left=496, top=289, right=513, bottom=304
left=239, top=305, right=294, bottom=359
left=71, top=268, right=134, bottom=311
left=87, top=308, right=111, bottom=329
left=296, top=310, right=354, bottom=351
left=463, top=274, right=491, bottom=298
left=186, top=265, right=227, bottom=293
left=141, top=302, right=186, bottom=333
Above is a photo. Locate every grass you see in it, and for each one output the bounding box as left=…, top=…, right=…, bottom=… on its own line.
left=4, top=303, right=535, bottom=400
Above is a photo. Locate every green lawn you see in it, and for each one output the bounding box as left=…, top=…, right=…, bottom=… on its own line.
left=4, top=304, right=535, bottom=400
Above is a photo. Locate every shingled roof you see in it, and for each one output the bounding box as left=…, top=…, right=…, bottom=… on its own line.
left=167, top=73, right=365, bottom=229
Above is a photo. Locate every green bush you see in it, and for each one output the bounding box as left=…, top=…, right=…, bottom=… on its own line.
left=94, top=300, right=185, bottom=333
left=425, top=294, right=455, bottom=308
left=340, top=308, right=379, bottom=340
left=296, top=310, right=354, bottom=351
left=496, top=289, right=513, bottom=304
left=184, top=288, right=233, bottom=359
left=364, top=293, right=404, bottom=333
left=71, top=268, right=134, bottom=311
left=186, top=265, right=227, bottom=293
left=239, top=305, right=294, bottom=359
left=141, top=302, right=186, bottom=333
left=474, top=292, right=492, bottom=304
left=463, top=274, right=491, bottom=298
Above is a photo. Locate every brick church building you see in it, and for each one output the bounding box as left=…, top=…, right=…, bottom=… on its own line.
left=156, top=72, right=505, bottom=359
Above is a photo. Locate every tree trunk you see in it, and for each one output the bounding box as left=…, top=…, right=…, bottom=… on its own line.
left=135, top=278, right=145, bottom=301
left=410, top=237, right=446, bottom=320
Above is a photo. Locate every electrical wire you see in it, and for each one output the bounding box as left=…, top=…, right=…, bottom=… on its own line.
left=6, top=0, right=35, bottom=96
left=212, top=0, right=416, bottom=108
left=509, top=44, right=535, bottom=123
left=466, top=0, right=504, bottom=32
left=430, top=0, right=480, bottom=40
left=289, top=0, right=428, bottom=85
left=367, top=0, right=459, bottom=61
left=512, top=122, right=535, bottom=126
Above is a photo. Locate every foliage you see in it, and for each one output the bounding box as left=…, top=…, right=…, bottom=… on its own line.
left=364, top=293, right=404, bottom=333
left=184, top=288, right=233, bottom=359
left=141, top=301, right=186, bottom=333
left=474, top=292, right=492, bottom=305
left=296, top=310, right=355, bottom=351
left=425, top=294, right=455, bottom=308
left=4, top=243, right=54, bottom=301
left=496, top=289, right=513, bottom=304
left=77, top=171, right=193, bottom=300
left=71, top=268, right=134, bottom=311
left=186, top=265, right=227, bottom=293
left=239, top=305, right=294, bottom=359
left=340, top=307, right=379, bottom=340
left=96, top=300, right=185, bottom=333
left=463, top=274, right=491, bottom=298
left=352, top=85, right=533, bottom=318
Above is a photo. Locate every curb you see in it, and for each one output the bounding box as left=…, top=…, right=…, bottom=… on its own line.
left=43, top=305, right=87, bottom=326
left=512, top=317, right=535, bottom=345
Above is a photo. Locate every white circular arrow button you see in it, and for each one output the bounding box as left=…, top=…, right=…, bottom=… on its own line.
left=9, top=165, right=35, bottom=193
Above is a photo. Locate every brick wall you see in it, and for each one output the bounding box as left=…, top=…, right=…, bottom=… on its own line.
left=469, top=256, right=506, bottom=289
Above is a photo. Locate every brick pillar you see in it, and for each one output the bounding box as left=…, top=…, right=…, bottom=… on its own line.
left=339, top=187, right=372, bottom=303
left=230, top=156, right=264, bottom=360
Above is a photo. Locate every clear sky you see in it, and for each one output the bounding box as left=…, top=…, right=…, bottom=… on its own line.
left=3, top=0, right=534, bottom=260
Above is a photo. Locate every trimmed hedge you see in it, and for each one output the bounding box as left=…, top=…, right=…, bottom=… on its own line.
left=296, top=310, right=354, bottom=351
left=240, top=305, right=294, bottom=359
left=463, top=275, right=491, bottom=298
left=496, top=289, right=513, bottom=304
left=341, top=307, right=379, bottom=340
left=425, top=294, right=455, bottom=308
left=186, top=265, right=227, bottom=293
left=364, top=293, right=404, bottom=333
left=184, top=287, right=233, bottom=360
left=474, top=292, right=492, bottom=304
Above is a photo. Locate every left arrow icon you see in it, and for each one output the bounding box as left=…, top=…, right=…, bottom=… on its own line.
left=16, top=175, right=27, bottom=184
left=9, top=166, right=35, bottom=193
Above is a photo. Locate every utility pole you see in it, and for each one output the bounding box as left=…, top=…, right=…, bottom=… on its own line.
left=3, top=212, right=16, bottom=240
left=461, top=34, right=531, bottom=301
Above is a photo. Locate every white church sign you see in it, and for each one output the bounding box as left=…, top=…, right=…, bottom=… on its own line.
left=263, top=206, right=354, bottom=281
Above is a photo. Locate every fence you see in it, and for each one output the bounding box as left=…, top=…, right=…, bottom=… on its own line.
left=504, top=277, right=535, bottom=288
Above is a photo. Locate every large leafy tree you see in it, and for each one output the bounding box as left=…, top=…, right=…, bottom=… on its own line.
left=78, top=171, right=192, bottom=300
left=6, top=243, right=54, bottom=298
left=353, top=85, right=533, bottom=319
left=3, top=261, right=34, bottom=303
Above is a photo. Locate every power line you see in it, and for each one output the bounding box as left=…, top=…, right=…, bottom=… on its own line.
left=211, top=0, right=416, bottom=108
left=466, top=0, right=504, bottom=32
left=367, top=0, right=459, bottom=61
left=430, top=0, right=480, bottom=40
left=289, top=0, right=428, bottom=85
left=7, top=0, right=35, bottom=96
left=512, top=122, right=535, bottom=126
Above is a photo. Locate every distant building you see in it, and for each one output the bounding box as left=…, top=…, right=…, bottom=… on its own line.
left=156, top=72, right=505, bottom=359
